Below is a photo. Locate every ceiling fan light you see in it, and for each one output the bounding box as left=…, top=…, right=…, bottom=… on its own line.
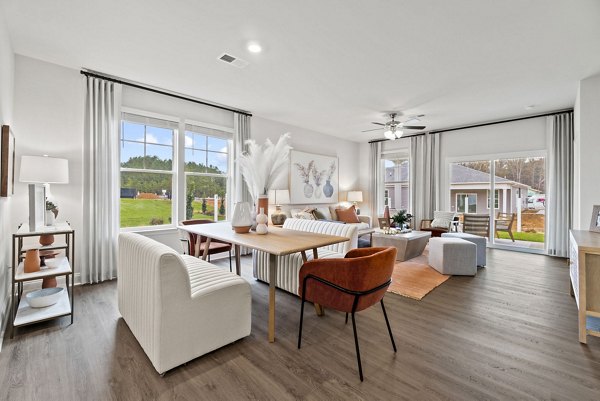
left=384, top=130, right=395, bottom=140
left=395, top=130, right=404, bottom=139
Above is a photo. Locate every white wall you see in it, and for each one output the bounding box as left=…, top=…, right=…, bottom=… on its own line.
left=251, top=116, right=362, bottom=209
left=574, top=72, right=600, bottom=229
left=12, top=55, right=85, bottom=278
left=0, top=12, right=15, bottom=341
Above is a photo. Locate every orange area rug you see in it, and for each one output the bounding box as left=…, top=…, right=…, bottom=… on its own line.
left=387, top=249, right=450, bottom=300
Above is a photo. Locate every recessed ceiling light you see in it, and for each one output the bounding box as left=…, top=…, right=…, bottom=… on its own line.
left=247, top=42, right=262, bottom=53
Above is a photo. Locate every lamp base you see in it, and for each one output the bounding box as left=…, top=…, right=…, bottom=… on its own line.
left=271, top=212, right=287, bottom=226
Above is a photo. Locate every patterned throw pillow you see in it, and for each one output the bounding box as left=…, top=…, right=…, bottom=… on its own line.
left=335, top=205, right=360, bottom=224
left=431, top=211, right=456, bottom=228
left=292, top=209, right=317, bottom=220
left=314, top=207, right=332, bottom=220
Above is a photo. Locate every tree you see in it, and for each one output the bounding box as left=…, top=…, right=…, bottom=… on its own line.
left=201, top=198, right=207, bottom=215
left=186, top=185, right=194, bottom=219
left=219, top=200, right=225, bottom=216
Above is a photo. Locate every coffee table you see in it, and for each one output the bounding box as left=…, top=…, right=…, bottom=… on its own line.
left=371, top=230, right=432, bottom=261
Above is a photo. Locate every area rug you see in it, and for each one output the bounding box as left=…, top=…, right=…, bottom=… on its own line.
left=387, top=249, right=450, bottom=300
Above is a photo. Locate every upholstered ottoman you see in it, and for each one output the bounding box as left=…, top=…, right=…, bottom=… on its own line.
left=442, top=232, right=487, bottom=266
left=428, top=237, right=477, bottom=276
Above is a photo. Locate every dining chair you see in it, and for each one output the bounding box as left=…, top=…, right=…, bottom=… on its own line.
left=297, top=246, right=398, bottom=381
left=179, top=219, right=233, bottom=272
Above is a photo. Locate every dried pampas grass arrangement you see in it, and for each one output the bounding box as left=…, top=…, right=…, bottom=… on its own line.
left=238, top=133, right=292, bottom=203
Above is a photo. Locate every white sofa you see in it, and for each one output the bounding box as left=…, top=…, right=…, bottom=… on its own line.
left=289, top=205, right=372, bottom=236
left=253, top=218, right=358, bottom=295
left=118, top=232, right=251, bottom=374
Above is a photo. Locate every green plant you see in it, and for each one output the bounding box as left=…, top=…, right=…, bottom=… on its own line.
left=392, top=209, right=412, bottom=227
left=201, top=198, right=207, bottom=214
left=185, top=186, right=194, bottom=220
left=46, top=200, right=57, bottom=211
left=219, top=200, right=225, bottom=216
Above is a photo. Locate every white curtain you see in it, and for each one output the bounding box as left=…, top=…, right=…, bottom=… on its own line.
left=547, top=112, right=573, bottom=257
left=233, top=112, right=252, bottom=254
left=82, top=77, right=122, bottom=283
left=410, top=132, right=440, bottom=229
left=369, top=142, right=383, bottom=225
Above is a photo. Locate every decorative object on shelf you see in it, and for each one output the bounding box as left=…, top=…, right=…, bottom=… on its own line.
left=290, top=150, right=338, bottom=204
left=45, top=200, right=58, bottom=226
left=19, top=155, right=69, bottom=230
left=1, top=125, right=15, bottom=197
left=25, top=287, right=64, bottom=308
left=237, top=133, right=292, bottom=207
left=269, top=189, right=290, bottom=225
left=231, top=202, right=253, bottom=233
left=347, top=190, right=363, bottom=215
left=257, top=194, right=269, bottom=226
left=589, top=205, right=600, bottom=233
left=39, top=233, right=55, bottom=246
left=24, top=249, right=41, bottom=273
left=256, top=208, right=268, bottom=234
left=392, top=209, right=413, bottom=230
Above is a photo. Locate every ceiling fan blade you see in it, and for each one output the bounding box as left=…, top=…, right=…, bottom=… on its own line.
left=402, top=125, right=426, bottom=130
left=371, top=122, right=386, bottom=126
left=361, top=127, right=384, bottom=132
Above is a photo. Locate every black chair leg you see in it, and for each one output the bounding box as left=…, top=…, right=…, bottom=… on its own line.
left=298, top=298, right=306, bottom=349
left=208, top=255, right=211, bottom=262
left=381, top=300, right=396, bottom=352
left=351, top=312, right=364, bottom=381
left=345, top=312, right=349, bottom=324
left=228, top=250, right=232, bottom=272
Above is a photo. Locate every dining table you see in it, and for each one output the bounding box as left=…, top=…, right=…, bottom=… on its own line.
left=177, top=222, right=349, bottom=342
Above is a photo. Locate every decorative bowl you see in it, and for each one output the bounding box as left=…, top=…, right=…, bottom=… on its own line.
left=25, top=287, right=64, bottom=308
left=233, top=225, right=252, bottom=234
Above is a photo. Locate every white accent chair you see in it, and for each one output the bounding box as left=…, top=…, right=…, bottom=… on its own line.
left=118, top=233, right=251, bottom=374
left=253, top=218, right=358, bottom=295
left=428, top=237, right=477, bottom=276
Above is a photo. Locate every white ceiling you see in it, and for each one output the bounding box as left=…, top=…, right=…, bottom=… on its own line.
left=2, top=0, right=600, bottom=142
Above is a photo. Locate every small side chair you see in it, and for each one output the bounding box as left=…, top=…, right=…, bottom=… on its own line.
left=179, top=219, right=232, bottom=272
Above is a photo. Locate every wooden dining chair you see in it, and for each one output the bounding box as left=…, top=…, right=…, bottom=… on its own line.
left=179, top=219, right=233, bottom=272
left=297, top=247, right=398, bottom=381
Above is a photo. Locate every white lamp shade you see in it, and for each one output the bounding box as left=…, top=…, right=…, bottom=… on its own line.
left=269, top=189, right=290, bottom=205
left=20, top=155, right=69, bottom=184
left=347, top=191, right=363, bottom=203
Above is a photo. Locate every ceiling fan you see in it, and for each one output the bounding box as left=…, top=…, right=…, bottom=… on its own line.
left=362, top=113, right=426, bottom=140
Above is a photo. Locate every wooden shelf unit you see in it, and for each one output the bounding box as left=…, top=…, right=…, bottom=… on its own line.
left=10, top=222, right=75, bottom=338
left=569, top=229, right=600, bottom=343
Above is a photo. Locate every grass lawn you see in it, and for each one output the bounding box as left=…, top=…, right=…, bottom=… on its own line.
left=497, top=231, right=545, bottom=243
left=120, top=199, right=225, bottom=228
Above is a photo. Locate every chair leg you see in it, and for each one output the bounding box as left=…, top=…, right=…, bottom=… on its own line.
left=345, top=312, right=349, bottom=324
left=208, top=254, right=211, bottom=262
left=228, top=249, right=232, bottom=272
left=351, top=312, right=364, bottom=382
left=298, top=298, right=306, bottom=349
left=508, top=231, right=515, bottom=242
left=381, top=300, right=397, bottom=352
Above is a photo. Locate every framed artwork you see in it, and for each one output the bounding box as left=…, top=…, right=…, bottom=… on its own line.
left=589, top=205, right=600, bottom=233
left=1, top=125, right=15, bottom=197
left=290, top=150, right=338, bottom=204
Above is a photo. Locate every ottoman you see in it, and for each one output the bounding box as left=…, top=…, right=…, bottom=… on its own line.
left=442, top=232, right=487, bottom=266
left=428, top=237, right=477, bottom=276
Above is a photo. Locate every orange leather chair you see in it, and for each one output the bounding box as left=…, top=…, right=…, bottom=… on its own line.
left=180, top=219, right=232, bottom=272
left=297, top=247, right=398, bottom=381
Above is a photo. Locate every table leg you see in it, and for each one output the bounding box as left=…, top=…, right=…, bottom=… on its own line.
left=312, top=248, right=318, bottom=260
left=201, top=237, right=211, bottom=261
left=300, top=251, right=308, bottom=263
left=234, top=244, right=241, bottom=276
left=268, top=253, right=277, bottom=342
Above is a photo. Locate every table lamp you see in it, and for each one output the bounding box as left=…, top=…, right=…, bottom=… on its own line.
left=347, top=190, right=363, bottom=215
left=269, top=189, right=290, bottom=225
left=20, top=155, right=69, bottom=230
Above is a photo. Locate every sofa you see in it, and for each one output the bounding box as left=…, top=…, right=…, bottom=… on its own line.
left=118, top=233, right=251, bottom=374
left=289, top=204, right=372, bottom=236
left=253, top=218, right=358, bottom=295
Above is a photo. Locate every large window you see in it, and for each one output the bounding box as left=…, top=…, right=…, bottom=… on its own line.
left=119, top=112, right=232, bottom=229
left=383, top=151, right=409, bottom=212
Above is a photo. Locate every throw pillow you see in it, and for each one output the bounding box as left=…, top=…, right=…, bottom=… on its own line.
left=314, top=207, right=332, bottom=220
left=431, top=211, right=456, bottom=228
left=336, top=205, right=360, bottom=224
left=329, top=206, right=338, bottom=221
left=293, top=211, right=316, bottom=220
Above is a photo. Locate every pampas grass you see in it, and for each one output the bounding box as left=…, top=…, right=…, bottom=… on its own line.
left=238, top=133, right=292, bottom=203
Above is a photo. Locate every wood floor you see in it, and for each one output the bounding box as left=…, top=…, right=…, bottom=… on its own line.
left=2, top=249, right=600, bottom=400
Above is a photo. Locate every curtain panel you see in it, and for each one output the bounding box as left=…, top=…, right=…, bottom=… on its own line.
left=82, top=77, right=122, bottom=283
left=547, top=112, right=574, bottom=257
left=234, top=113, right=252, bottom=254
left=369, top=142, right=383, bottom=224
left=410, top=132, right=440, bottom=229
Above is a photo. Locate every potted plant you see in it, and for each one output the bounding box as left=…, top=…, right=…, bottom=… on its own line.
left=391, top=209, right=412, bottom=229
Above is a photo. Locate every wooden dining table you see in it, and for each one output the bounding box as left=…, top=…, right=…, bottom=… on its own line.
left=177, top=222, right=349, bottom=342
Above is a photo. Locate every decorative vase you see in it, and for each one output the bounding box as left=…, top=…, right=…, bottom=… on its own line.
left=314, top=185, right=322, bottom=199
left=323, top=180, right=334, bottom=198
left=271, top=209, right=287, bottom=226
left=257, top=194, right=269, bottom=226
left=231, top=202, right=253, bottom=233
left=42, top=277, right=58, bottom=288
left=39, top=234, right=55, bottom=246
left=256, top=208, right=268, bottom=235
left=304, top=183, right=314, bottom=198
left=24, top=249, right=41, bottom=273
left=45, top=210, right=55, bottom=226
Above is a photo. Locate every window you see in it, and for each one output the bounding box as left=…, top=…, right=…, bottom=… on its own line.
left=456, top=193, right=477, bottom=213
left=382, top=151, right=409, bottom=212
left=487, top=189, right=500, bottom=209
left=120, top=115, right=176, bottom=228
left=119, top=112, right=232, bottom=229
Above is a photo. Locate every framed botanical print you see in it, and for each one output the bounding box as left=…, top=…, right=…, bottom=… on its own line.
left=290, top=150, right=338, bottom=204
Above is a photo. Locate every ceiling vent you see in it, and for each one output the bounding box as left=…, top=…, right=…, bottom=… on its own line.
left=218, top=53, right=249, bottom=68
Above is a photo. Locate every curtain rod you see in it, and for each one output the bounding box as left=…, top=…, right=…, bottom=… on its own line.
left=368, top=108, right=573, bottom=144
left=80, top=69, right=252, bottom=117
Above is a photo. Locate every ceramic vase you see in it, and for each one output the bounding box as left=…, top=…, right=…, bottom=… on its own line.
left=304, top=183, right=314, bottom=198
left=314, top=185, right=322, bottom=199
left=24, top=249, right=41, bottom=273
left=231, top=202, right=253, bottom=233
left=257, top=195, right=269, bottom=226
left=256, top=207, right=268, bottom=235
left=323, top=180, right=334, bottom=198
left=45, top=210, right=55, bottom=226
left=39, top=234, right=55, bottom=246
